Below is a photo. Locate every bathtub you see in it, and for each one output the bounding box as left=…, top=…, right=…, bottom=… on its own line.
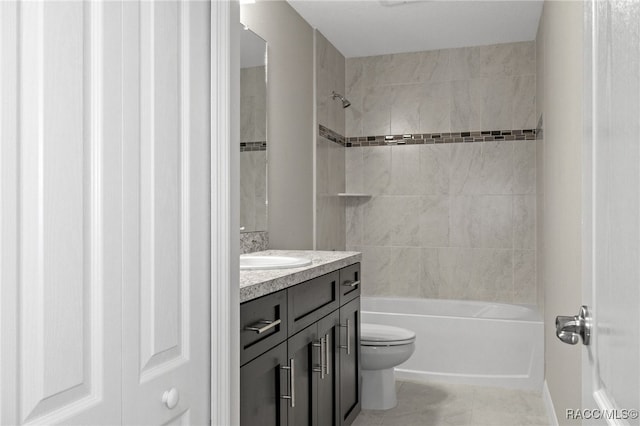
left=361, top=297, right=543, bottom=390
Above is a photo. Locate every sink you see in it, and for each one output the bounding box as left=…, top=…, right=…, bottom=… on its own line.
left=240, top=255, right=312, bottom=271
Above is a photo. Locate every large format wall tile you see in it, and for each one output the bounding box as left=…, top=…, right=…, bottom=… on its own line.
left=419, top=144, right=450, bottom=194
left=343, top=41, right=537, bottom=304
left=513, top=140, right=536, bottom=194
left=362, top=196, right=395, bottom=245
left=390, top=197, right=421, bottom=246
left=345, top=147, right=364, bottom=193
left=345, top=199, right=363, bottom=245
left=362, top=85, right=392, bottom=135
left=362, top=146, right=391, bottom=195
left=391, top=84, right=421, bottom=134
left=388, top=247, right=422, bottom=297
left=480, top=77, right=516, bottom=130
left=513, top=195, right=536, bottom=249
left=450, top=80, right=483, bottom=131
left=345, top=41, right=536, bottom=138
left=513, top=249, right=536, bottom=304
left=513, top=75, right=536, bottom=129
left=420, top=195, right=450, bottom=247
left=418, top=82, right=451, bottom=134
left=390, top=145, right=421, bottom=195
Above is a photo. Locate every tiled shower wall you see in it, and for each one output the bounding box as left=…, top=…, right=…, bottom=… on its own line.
left=345, top=42, right=537, bottom=304
left=240, top=66, right=267, bottom=233
left=345, top=41, right=536, bottom=136
left=315, top=30, right=346, bottom=251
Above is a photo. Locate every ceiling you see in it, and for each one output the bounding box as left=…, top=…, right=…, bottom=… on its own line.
left=287, top=0, right=543, bottom=58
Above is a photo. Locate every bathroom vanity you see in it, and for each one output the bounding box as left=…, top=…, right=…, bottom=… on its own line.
left=240, top=250, right=362, bottom=426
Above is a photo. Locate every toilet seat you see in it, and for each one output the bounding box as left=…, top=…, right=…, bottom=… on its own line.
left=361, top=323, right=416, bottom=347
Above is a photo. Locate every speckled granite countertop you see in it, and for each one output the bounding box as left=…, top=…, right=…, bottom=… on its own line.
left=240, top=250, right=362, bottom=303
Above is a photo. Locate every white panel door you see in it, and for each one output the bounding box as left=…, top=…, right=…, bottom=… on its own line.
left=0, top=1, right=123, bottom=424
left=583, top=0, right=640, bottom=424
left=121, top=1, right=211, bottom=425
left=1, top=1, right=211, bottom=424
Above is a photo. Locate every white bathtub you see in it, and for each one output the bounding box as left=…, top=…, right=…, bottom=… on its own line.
left=361, top=297, right=543, bottom=390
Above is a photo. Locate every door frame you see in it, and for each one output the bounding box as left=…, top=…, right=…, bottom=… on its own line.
left=211, top=1, right=240, bottom=425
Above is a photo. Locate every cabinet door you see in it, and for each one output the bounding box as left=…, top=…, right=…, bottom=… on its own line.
left=121, top=1, right=211, bottom=424
left=287, top=324, right=321, bottom=426
left=317, top=311, right=341, bottom=426
left=339, top=298, right=361, bottom=426
left=240, top=342, right=289, bottom=426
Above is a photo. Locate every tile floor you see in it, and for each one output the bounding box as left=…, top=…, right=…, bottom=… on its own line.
left=353, top=380, right=549, bottom=426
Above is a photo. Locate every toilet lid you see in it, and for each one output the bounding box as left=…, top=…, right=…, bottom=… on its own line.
left=361, top=323, right=416, bottom=346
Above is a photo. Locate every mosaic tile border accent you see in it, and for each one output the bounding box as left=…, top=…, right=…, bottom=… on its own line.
left=319, top=124, right=347, bottom=146
left=319, top=124, right=537, bottom=148
left=345, top=129, right=537, bottom=147
left=240, top=141, right=267, bottom=152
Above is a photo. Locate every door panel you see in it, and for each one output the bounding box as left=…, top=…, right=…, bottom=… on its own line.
left=1, top=1, right=123, bottom=424
left=1, top=1, right=211, bottom=424
left=122, top=1, right=210, bottom=424
left=287, top=325, right=320, bottom=426
left=317, top=311, right=341, bottom=426
left=339, top=299, right=361, bottom=426
left=584, top=1, right=640, bottom=422
left=240, top=342, right=289, bottom=426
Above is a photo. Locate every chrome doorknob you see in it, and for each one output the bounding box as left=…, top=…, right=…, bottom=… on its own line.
left=162, top=387, right=180, bottom=409
left=556, top=305, right=591, bottom=345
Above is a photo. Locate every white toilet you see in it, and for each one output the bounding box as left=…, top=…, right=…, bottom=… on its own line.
left=360, top=323, right=416, bottom=410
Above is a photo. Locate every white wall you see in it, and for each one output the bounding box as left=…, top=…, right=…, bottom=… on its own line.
left=539, top=1, right=584, bottom=423
left=241, top=0, right=315, bottom=249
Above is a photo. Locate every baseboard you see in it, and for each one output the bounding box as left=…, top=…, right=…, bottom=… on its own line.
left=543, top=380, right=560, bottom=426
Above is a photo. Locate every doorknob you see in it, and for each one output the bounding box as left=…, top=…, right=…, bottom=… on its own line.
left=556, top=305, right=591, bottom=345
left=162, top=387, right=180, bottom=409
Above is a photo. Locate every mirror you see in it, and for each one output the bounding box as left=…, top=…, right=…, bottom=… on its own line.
left=240, top=25, right=267, bottom=233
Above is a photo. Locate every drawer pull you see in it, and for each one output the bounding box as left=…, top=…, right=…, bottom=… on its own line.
left=280, top=358, right=295, bottom=408
left=245, top=319, right=281, bottom=334
left=342, top=280, right=360, bottom=287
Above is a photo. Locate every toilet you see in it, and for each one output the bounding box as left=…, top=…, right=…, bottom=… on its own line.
left=360, top=323, right=416, bottom=410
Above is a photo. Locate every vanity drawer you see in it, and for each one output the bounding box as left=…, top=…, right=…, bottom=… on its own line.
left=339, top=263, right=361, bottom=304
left=287, top=271, right=339, bottom=336
left=241, top=289, right=288, bottom=366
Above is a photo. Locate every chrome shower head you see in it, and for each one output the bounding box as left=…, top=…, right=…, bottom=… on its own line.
left=331, top=91, right=351, bottom=108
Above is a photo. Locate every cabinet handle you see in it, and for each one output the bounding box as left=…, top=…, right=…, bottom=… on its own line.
left=342, top=280, right=360, bottom=287
left=325, top=333, right=331, bottom=376
left=280, top=358, right=295, bottom=408
left=339, top=319, right=351, bottom=355
left=245, top=318, right=281, bottom=334
left=312, top=337, right=325, bottom=379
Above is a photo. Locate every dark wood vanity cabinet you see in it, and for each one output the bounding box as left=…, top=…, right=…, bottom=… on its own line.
left=339, top=298, right=361, bottom=426
left=240, top=263, right=361, bottom=426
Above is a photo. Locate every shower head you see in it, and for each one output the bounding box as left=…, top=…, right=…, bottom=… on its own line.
left=331, top=91, right=351, bottom=108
